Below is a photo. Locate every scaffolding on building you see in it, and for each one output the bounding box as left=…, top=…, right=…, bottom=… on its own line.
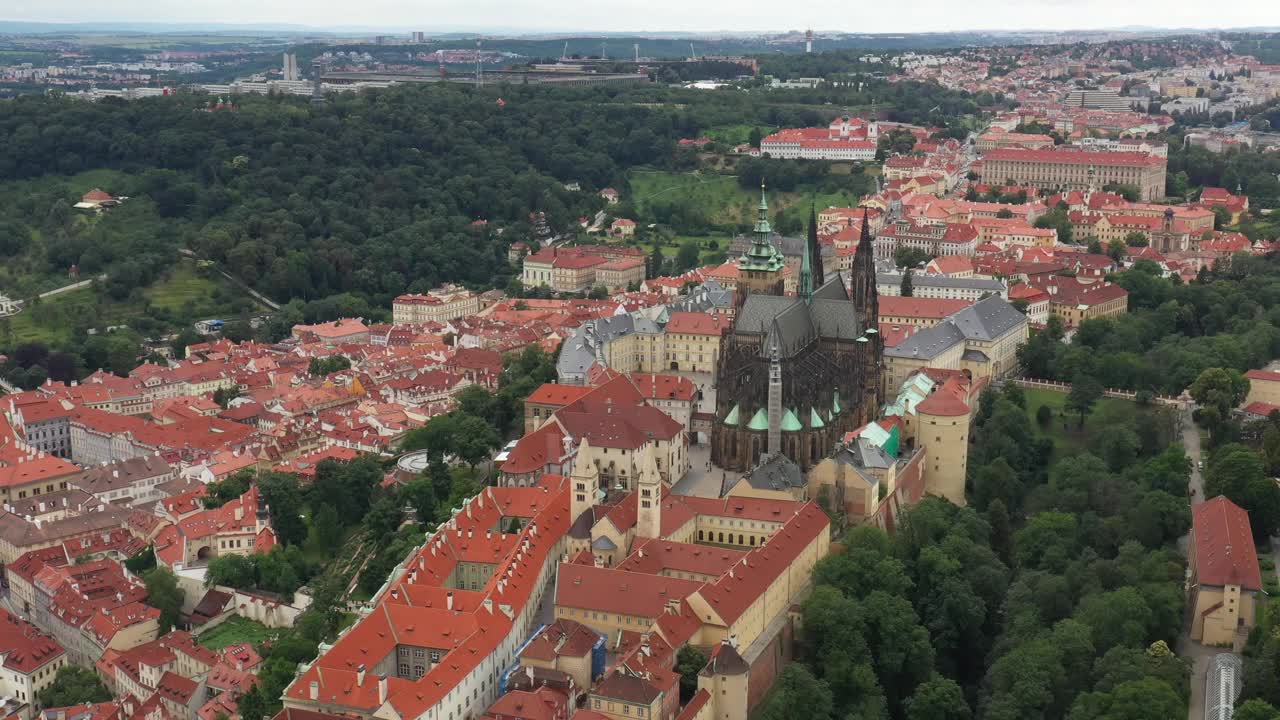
left=1206, top=653, right=1244, bottom=720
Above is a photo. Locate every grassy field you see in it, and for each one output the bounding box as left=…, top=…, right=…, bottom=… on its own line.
left=632, top=235, right=733, bottom=265
left=196, top=616, right=277, bottom=650
left=1021, top=387, right=1141, bottom=456
left=1, top=262, right=265, bottom=345
left=703, top=124, right=774, bottom=146
left=144, top=265, right=225, bottom=313
left=629, top=169, right=873, bottom=230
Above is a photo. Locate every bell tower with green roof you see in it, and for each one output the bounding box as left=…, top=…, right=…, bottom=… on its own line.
left=736, top=182, right=786, bottom=300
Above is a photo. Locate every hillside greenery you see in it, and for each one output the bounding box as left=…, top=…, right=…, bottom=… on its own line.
left=764, top=383, right=1192, bottom=720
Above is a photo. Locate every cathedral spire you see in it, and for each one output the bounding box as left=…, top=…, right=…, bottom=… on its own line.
left=851, top=208, right=878, bottom=318
left=753, top=181, right=772, bottom=244
left=806, top=200, right=824, bottom=289
left=799, top=229, right=814, bottom=303
left=737, top=180, right=786, bottom=287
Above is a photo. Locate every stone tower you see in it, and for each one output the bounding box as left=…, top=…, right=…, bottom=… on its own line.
left=569, top=439, right=599, bottom=525
left=851, top=208, right=882, bottom=411
left=698, top=639, right=750, bottom=720
left=636, top=445, right=662, bottom=539
left=805, top=202, right=824, bottom=289
left=916, top=389, right=971, bottom=506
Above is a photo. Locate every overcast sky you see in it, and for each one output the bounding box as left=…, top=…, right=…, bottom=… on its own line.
left=4, top=0, right=1279, bottom=33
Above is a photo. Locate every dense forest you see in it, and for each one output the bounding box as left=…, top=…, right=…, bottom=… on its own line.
left=0, top=78, right=977, bottom=307
left=758, top=383, right=1193, bottom=720
left=1165, top=138, right=1280, bottom=210
left=1018, top=254, right=1280, bottom=395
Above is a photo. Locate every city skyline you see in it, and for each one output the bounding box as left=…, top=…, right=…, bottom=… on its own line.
left=2, top=0, right=1278, bottom=35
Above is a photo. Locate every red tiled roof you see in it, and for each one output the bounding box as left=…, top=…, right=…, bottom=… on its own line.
left=984, top=148, right=1163, bottom=167
left=915, top=381, right=972, bottom=417
left=692, top=501, right=829, bottom=625
left=526, top=384, right=594, bottom=407
left=520, top=619, right=600, bottom=662
left=925, top=255, right=975, bottom=274
left=628, top=374, right=697, bottom=402
left=663, top=312, right=729, bottom=336
left=0, top=607, right=65, bottom=673
left=0, top=452, right=82, bottom=489
left=555, top=564, right=703, bottom=618
left=1246, top=369, right=1280, bottom=383
left=1192, top=496, right=1262, bottom=591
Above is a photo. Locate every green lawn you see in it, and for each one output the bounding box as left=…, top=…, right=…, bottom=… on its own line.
left=1, top=261, right=265, bottom=345
left=196, top=616, right=277, bottom=650
left=630, top=170, right=756, bottom=226
left=1021, top=387, right=1140, bottom=456
left=703, top=123, right=774, bottom=146
left=144, top=265, right=224, bottom=313
left=629, top=169, right=872, bottom=231
left=632, top=234, right=733, bottom=265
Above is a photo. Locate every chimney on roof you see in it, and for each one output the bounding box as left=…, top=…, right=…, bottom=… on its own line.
left=377, top=675, right=388, bottom=704
left=446, top=591, right=454, bottom=611
left=309, top=681, right=319, bottom=700
left=356, top=664, right=366, bottom=685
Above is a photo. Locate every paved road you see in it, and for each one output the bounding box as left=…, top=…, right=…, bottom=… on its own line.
left=672, top=444, right=723, bottom=498
left=1183, top=405, right=1205, bottom=502
left=38, top=274, right=108, bottom=299
left=1176, top=402, right=1212, bottom=720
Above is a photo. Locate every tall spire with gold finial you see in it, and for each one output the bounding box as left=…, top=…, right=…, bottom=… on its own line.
left=738, top=181, right=785, bottom=275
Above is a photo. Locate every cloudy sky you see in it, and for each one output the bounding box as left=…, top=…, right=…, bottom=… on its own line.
left=4, top=0, right=1279, bottom=33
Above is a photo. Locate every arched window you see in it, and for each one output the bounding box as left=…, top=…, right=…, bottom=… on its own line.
left=718, top=532, right=725, bottom=543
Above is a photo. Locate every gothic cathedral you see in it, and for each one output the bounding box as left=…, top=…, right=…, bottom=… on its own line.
left=710, top=188, right=883, bottom=471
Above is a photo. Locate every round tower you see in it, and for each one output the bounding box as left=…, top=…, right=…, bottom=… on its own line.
left=916, top=389, right=971, bottom=506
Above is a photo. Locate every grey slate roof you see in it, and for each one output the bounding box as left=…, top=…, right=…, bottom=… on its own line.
left=594, top=314, right=636, bottom=342
left=670, top=280, right=734, bottom=313
left=885, top=295, right=1025, bottom=361
left=950, top=295, right=1028, bottom=341
left=74, top=455, right=172, bottom=494
left=726, top=452, right=806, bottom=496
left=556, top=325, right=598, bottom=382
left=555, top=280, right=735, bottom=383
left=826, top=439, right=895, bottom=487
left=736, top=277, right=863, bottom=359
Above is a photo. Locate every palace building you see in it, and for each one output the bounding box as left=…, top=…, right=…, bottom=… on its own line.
left=710, top=193, right=882, bottom=471
left=980, top=147, right=1166, bottom=202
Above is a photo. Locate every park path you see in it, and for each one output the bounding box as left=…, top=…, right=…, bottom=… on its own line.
left=1175, top=402, right=1214, bottom=720
left=37, top=274, right=108, bottom=299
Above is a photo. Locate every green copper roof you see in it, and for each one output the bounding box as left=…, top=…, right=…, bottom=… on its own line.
left=739, top=182, right=785, bottom=273
left=781, top=408, right=803, bottom=432
left=747, top=407, right=770, bottom=431
left=833, top=391, right=842, bottom=415
left=724, top=404, right=740, bottom=427
left=809, top=408, right=825, bottom=428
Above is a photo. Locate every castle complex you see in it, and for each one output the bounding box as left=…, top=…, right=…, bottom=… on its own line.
left=710, top=192, right=883, bottom=471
